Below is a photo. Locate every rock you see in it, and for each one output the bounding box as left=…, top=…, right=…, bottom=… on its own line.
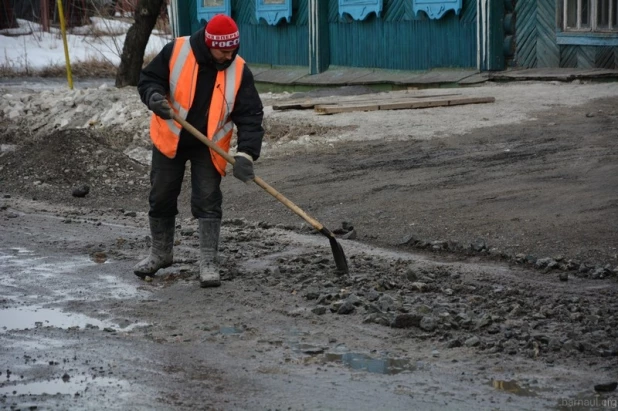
left=391, top=313, right=423, bottom=329
left=474, top=314, right=492, bottom=330
left=180, top=228, right=196, bottom=237
left=316, top=293, right=334, bottom=305
left=363, top=313, right=391, bottom=326
left=303, top=289, right=320, bottom=300
left=410, top=282, right=428, bottom=292
left=594, top=382, right=617, bottom=393
left=590, top=267, right=609, bottom=279
left=365, top=303, right=383, bottom=314
left=471, top=238, right=487, bottom=252
left=559, top=272, right=568, bottom=281
left=464, top=336, right=481, bottom=347
left=72, top=185, right=90, bottom=198
left=366, top=289, right=380, bottom=302
left=447, top=339, right=462, bottom=348
left=399, top=234, right=419, bottom=246
left=419, top=316, right=438, bottom=332
left=300, top=345, right=325, bottom=355
left=377, top=295, right=395, bottom=312
left=548, top=338, right=562, bottom=351
left=405, top=267, right=419, bottom=282
left=345, top=294, right=362, bottom=306
left=431, top=240, right=446, bottom=250
left=337, top=301, right=355, bottom=315
left=342, top=229, right=357, bottom=240
left=311, top=306, right=327, bottom=315
left=535, top=257, right=557, bottom=270
left=416, top=304, right=432, bottom=314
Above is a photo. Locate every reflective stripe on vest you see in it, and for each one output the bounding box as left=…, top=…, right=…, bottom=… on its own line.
left=149, top=36, right=245, bottom=176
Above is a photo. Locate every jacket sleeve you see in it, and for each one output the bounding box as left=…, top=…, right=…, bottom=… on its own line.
left=137, top=41, right=175, bottom=109
left=230, top=65, right=265, bottom=161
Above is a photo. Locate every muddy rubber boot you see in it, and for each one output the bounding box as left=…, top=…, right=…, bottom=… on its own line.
left=199, top=218, right=221, bottom=288
left=133, top=217, right=175, bottom=278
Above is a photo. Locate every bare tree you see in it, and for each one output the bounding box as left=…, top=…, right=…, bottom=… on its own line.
left=115, top=0, right=165, bottom=87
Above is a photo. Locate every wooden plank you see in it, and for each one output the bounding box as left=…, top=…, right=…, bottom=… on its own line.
left=446, top=96, right=496, bottom=106
left=273, top=93, right=462, bottom=111
left=315, top=96, right=495, bottom=115
left=384, top=99, right=451, bottom=110
left=314, top=103, right=380, bottom=114
left=272, top=101, right=319, bottom=110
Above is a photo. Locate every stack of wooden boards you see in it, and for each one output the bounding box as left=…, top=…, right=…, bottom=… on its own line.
left=272, top=93, right=495, bottom=115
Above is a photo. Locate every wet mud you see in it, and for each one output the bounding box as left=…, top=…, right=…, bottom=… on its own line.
left=1, top=89, right=617, bottom=410
left=1, top=198, right=617, bottom=410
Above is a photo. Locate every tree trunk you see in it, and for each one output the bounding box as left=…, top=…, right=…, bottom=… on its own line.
left=115, top=0, right=164, bottom=88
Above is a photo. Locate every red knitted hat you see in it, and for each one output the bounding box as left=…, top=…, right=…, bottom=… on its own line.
left=205, top=14, right=240, bottom=49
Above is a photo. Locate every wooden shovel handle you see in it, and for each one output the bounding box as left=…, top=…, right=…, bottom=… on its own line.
left=172, top=113, right=327, bottom=233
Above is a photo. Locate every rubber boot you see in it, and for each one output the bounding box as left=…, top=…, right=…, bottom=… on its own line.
left=199, top=218, right=221, bottom=288
left=133, top=217, right=175, bottom=278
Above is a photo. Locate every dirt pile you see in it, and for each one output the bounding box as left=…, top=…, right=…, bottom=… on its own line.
left=0, top=128, right=150, bottom=206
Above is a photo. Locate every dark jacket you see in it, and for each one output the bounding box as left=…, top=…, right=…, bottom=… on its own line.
left=137, top=27, right=264, bottom=160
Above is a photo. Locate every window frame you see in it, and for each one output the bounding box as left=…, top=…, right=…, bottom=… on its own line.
left=558, top=0, right=618, bottom=46
left=562, top=0, right=617, bottom=32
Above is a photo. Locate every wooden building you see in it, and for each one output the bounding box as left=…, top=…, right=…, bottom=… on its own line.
left=167, top=0, right=618, bottom=74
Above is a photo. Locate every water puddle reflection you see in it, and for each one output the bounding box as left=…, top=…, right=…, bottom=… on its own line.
left=219, top=326, right=244, bottom=335
left=323, top=352, right=415, bottom=375
left=0, top=376, right=127, bottom=396
left=0, top=306, right=145, bottom=332
left=0, top=247, right=145, bottom=300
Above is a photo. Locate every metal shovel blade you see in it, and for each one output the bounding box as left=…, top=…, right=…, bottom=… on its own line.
left=323, top=229, right=349, bottom=274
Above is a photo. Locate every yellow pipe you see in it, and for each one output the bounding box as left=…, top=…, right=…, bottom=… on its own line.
left=56, top=0, right=74, bottom=89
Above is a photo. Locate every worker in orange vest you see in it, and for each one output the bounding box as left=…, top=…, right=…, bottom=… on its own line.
left=135, top=14, right=264, bottom=288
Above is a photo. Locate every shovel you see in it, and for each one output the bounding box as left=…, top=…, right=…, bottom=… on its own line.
left=172, top=113, right=349, bottom=274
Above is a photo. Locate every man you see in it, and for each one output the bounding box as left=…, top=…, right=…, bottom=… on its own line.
left=136, top=14, right=264, bottom=288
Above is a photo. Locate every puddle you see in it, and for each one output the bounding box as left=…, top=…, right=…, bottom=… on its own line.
left=1, top=144, right=18, bottom=153
left=0, top=376, right=128, bottom=396
left=6, top=255, right=97, bottom=280
left=323, top=352, right=415, bottom=375
left=490, top=379, right=537, bottom=397
left=219, top=326, right=244, bottom=335
left=2, top=336, right=67, bottom=350
left=0, top=248, right=145, bottom=300
left=97, top=275, right=144, bottom=299
left=0, top=306, right=146, bottom=333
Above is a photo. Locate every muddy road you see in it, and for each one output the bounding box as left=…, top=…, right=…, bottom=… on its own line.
left=1, top=82, right=617, bottom=410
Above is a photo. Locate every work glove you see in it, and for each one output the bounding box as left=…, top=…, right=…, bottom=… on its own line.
left=233, top=152, right=255, bottom=183
left=148, top=92, right=172, bottom=120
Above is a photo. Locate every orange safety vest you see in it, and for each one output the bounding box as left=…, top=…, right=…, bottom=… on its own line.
left=149, top=36, right=245, bottom=176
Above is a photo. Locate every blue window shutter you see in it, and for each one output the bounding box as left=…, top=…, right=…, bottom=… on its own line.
left=338, top=0, right=383, bottom=21
left=412, top=0, right=462, bottom=19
